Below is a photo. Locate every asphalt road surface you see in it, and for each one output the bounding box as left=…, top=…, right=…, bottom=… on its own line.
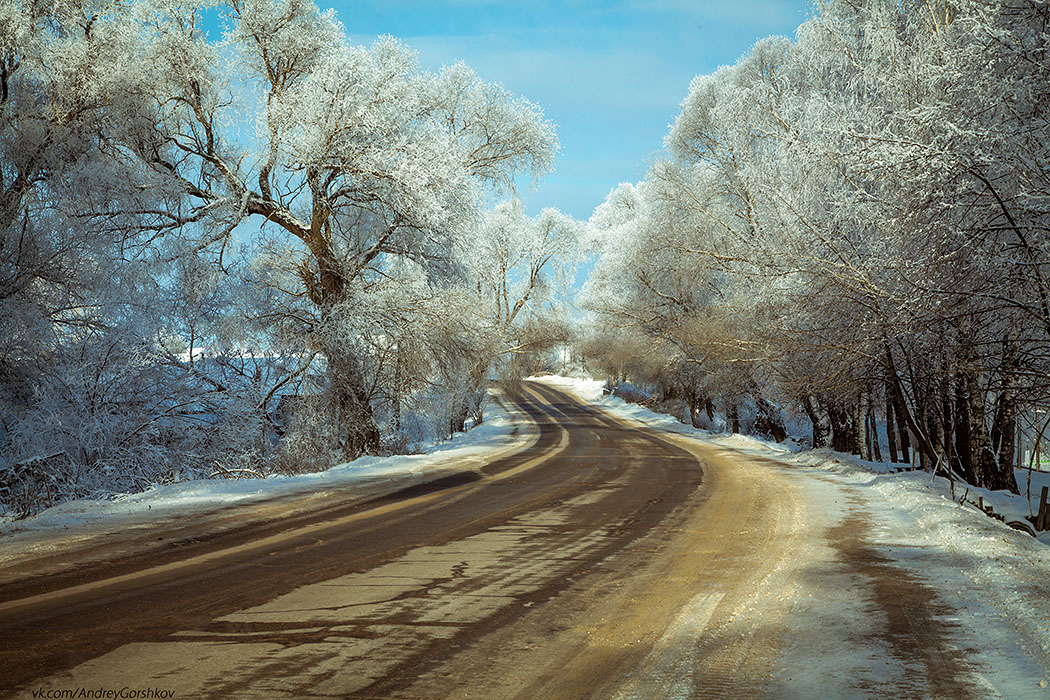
left=0, top=381, right=981, bottom=699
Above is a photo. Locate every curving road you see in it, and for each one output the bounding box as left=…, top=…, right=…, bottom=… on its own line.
left=0, top=381, right=991, bottom=699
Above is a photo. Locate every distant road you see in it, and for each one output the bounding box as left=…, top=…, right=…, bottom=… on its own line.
left=0, top=381, right=985, bottom=699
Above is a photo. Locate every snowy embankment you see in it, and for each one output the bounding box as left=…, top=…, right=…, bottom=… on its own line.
left=534, top=375, right=1050, bottom=693
left=534, top=374, right=1050, bottom=545
left=0, top=391, right=533, bottom=560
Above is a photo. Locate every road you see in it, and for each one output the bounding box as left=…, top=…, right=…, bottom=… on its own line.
left=0, top=381, right=1001, bottom=699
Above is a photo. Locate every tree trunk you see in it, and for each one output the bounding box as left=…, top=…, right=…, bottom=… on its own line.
left=687, top=393, right=702, bottom=428
left=885, top=391, right=899, bottom=463
left=964, top=367, right=998, bottom=489
left=450, top=360, right=491, bottom=437
left=867, top=399, right=882, bottom=462
left=954, top=372, right=976, bottom=483
left=853, top=393, right=867, bottom=458
left=391, top=345, right=404, bottom=435
left=322, top=329, right=381, bottom=460
left=727, top=401, right=740, bottom=434
left=989, top=358, right=1019, bottom=494
left=754, top=396, right=788, bottom=443
left=330, top=357, right=381, bottom=459
left=883, top=343, right=938, bottom=467
left=829, top=402, right=856, bottom=454
left=925, top=410, right=942, bottom=471
left=941, top=365, right=954, bottom=474
left=893, top=390, right=912, bottom=465
left=992, top=399, right=1017, bottom=492
left=802, top=394, right=830, bottom=448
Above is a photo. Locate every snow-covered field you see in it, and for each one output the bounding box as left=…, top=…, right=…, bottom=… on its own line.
left=534, top=374, right=1050, bottom=696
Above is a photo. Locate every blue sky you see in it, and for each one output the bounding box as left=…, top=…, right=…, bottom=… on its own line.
left=334, top=0, right=811, bottom=221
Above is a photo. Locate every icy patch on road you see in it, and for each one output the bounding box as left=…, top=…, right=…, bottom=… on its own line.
left=612, top=592, right=724, bottom=700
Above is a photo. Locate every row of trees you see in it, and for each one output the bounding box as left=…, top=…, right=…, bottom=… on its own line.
left=582, top=0, right=1050, bottom=493
left=0, top=0, right=577, bottom=514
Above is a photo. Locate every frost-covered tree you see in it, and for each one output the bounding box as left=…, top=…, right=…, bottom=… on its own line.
left=582, top=0, right=1049, bottom=492
left=0, top=0, right=562, bottom=512
left=115, top=0, right=558, bottom=457
left=472, top=199, right=581, bottom=351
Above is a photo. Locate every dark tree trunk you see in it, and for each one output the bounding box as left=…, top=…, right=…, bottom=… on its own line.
left=989, top=363, right=1019, bottom=494
left=990, top=394, right=1004, bottom=457
left=392, top=345, right=404, bottom=434
left=450, top=360, right=492, bottom=437
left=941, top=367, right=953, bottom=474
left=317, top=297, right=381, bottom=459
left=885, top=391, right=900, bottom=463
left=993, top=409, right=1017, bottom=492
left=802, top=394, right=830, bottom=449
left=687, top=393, right=702, bottom=428
left=883, top=342, right=944, bottom=468
left=326, top=347, right=381, bottom=459
left=964, top=368, right=999, bottom=489
left=915, top=382, right=937, bottom=471
left=727, top=401, right=740, bottom=434
left=829, top=402, right=857, bottom=454
left=754, top=396, right=788, bottom=443
left=906, top=361, right=929, bottom=470
left=893, top=390, right=912, bottom=464
left=852, top=394, right=867, bottom=458
left=867, top=399, right=883, bottom=462
left=954, top=372, right=976, bottom=483
left=925, top=410, right=942, bottom=470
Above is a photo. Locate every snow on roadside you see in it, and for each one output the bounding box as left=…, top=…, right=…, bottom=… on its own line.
left=0, top=391, right=532, bottom=551
left=534, top=374, right=807, bottom=454
left=533, top=374, right=1050, bottom=693
left=534, top=374, right=1049, bottom=542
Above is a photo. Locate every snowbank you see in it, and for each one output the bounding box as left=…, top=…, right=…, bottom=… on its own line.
left=533, top=374, right=1050, bottom=546
left=0, top=391, right=534, bottom=546
left=533, top=374, right=1050, bottom=691
left=533, top=374, right=805, bottom=454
